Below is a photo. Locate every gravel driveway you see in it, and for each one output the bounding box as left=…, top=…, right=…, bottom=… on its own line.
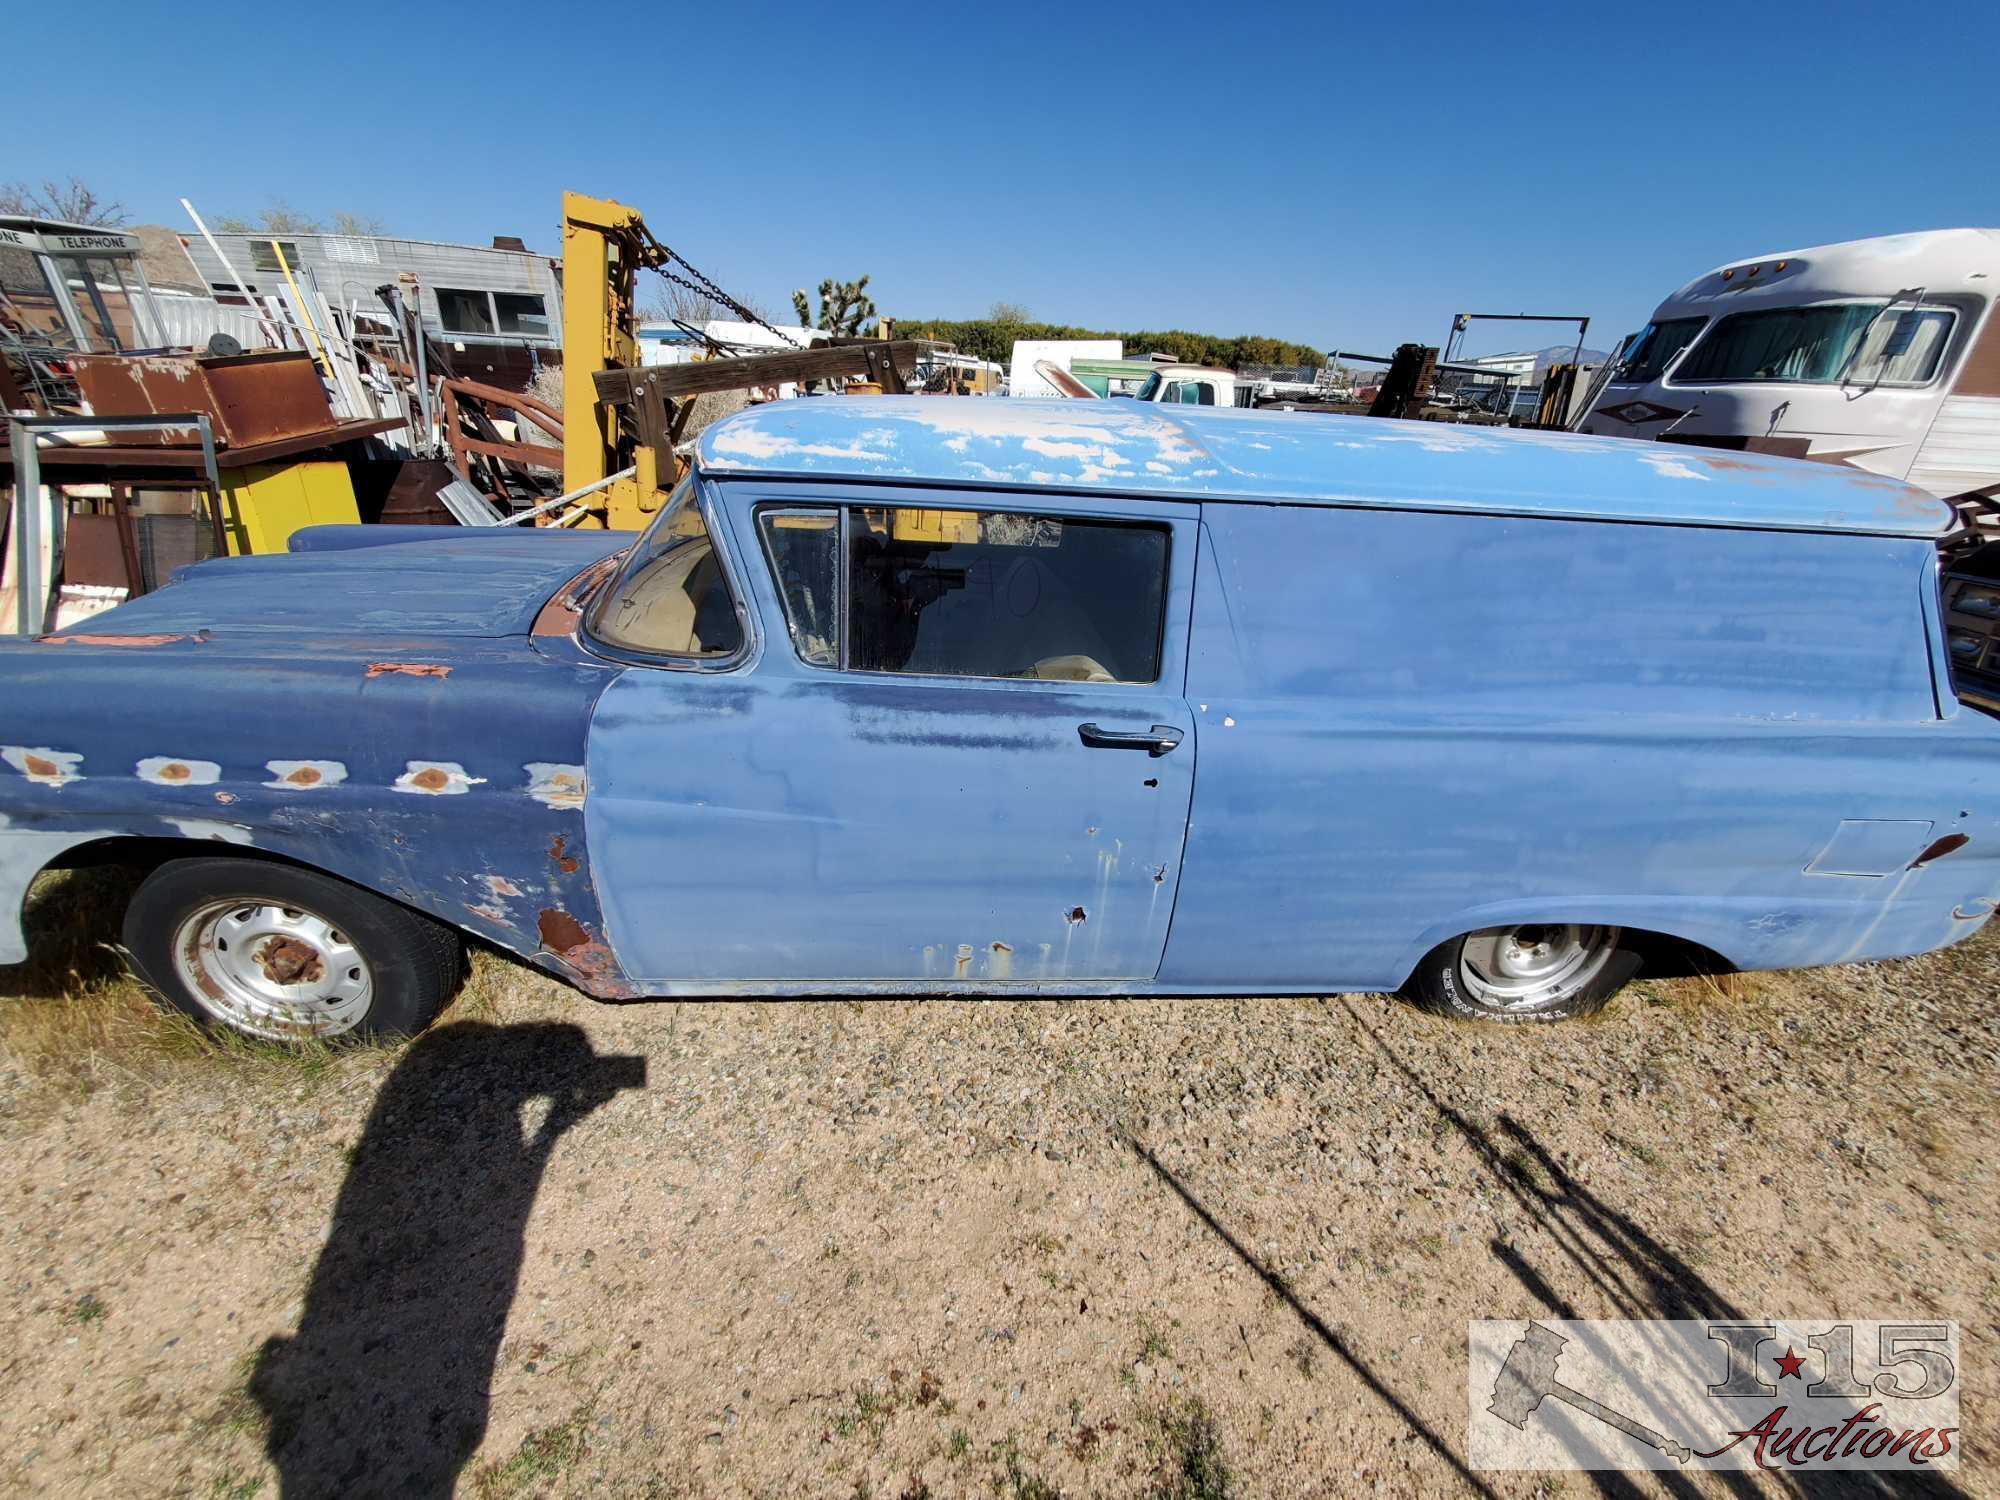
left=0, top=871, right=1992, bottom=1497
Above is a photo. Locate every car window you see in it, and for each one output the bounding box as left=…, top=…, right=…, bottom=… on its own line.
left=758, top=509, right=840, bottom=666
left=758, top=503, right=1169, bottom=683
left=589, top=479, right=743, bottom=659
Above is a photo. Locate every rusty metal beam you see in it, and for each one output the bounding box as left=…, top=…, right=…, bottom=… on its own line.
left=591, top=340, right=936, bottom=406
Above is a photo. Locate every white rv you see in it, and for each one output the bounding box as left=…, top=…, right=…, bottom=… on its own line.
left=1578, top=229, right=2000, bottom=508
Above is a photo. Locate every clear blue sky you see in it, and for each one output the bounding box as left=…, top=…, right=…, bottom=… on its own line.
left=12, top=2, right=1995, bottom=359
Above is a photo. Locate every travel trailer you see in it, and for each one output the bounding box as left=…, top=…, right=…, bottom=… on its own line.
left=1577, top=229, right=2000, bottom=514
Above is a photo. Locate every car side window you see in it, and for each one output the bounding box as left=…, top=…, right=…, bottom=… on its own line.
left=589, top=479, right=743, bottom=659
left=758, top=509, right=840, bottom=666
left=758, top=502, right=1169, bottom=684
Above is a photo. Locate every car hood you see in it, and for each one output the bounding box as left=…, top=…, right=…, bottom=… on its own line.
left=52, top=526, right=633, bottom=643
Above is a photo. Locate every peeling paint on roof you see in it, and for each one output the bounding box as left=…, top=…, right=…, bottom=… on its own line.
left=696, top=396, right=1953, bottom=538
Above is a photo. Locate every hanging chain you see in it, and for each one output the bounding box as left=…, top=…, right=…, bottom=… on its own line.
left=651, top=253, right=803, bottom=350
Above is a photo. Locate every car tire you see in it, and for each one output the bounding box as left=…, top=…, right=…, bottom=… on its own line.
left=1398, top=924, right=1639, bottom=1024
left=123, top=857, right=463, bottom=1042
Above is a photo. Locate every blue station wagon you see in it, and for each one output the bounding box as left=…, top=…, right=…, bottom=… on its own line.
left=4, top=398, right=1997, bottom=1037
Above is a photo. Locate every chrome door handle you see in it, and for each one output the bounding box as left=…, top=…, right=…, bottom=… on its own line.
left=1077, top=723, right=1182, bottom=756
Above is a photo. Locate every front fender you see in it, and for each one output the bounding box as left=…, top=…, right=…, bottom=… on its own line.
left=0, top=635, right=635, bottom=996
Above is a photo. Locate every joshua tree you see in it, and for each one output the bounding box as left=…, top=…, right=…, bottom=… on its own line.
left=792, top=276, right=876, bottom=337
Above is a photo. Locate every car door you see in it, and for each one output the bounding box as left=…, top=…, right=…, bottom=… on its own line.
left=584, top=480, right=1199, bottom=987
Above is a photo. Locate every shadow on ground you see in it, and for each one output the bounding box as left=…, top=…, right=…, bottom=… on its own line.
left=0, top=864, right=145, bottom=998
left=250, top=1021, right=645, bottom=1499
left=1129, top=1000, right=1967, bottom=1500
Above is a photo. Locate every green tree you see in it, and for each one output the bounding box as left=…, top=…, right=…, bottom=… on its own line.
left=889, top=317, right=1323, bottom=371
left=792, top=275, right=876, bottom=336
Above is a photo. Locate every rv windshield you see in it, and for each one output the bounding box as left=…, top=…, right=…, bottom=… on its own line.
left=1613, top=317, right=1705, bottom=384
left=1672, top=303, right=1953, bottom=387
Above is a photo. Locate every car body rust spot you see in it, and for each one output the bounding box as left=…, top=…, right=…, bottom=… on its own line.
left=365, top=662, right=452, bottom=679
left=137, top=756, right=222, bottom=786
left=484, top=874, right=523, bottom=898
left=538, top=908, right=591, bottom=953
left=550, top=834, right=580, bottom=874
left=532, top=555, right=623, bottom=638
left=393, top=761, right=483, bottom=796
left=36, top=632, right=189, bottom=648
left=3, top=746, right=83, bottom=787
left=535, top=908, right=634, bottom=997
left=525, top=762, right=588, bottom=810
left=264, top=760, right=347, bottom=791
left=1909, top=832, right=1970, bottom=869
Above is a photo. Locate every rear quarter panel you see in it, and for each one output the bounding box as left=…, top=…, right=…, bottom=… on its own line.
left=1164, top=503, right=2000, bottom=989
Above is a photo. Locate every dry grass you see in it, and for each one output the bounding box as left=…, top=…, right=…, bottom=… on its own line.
left=3, top=867, right=1996, bottom=1494
left=0, top=868, right=520, bottom=1110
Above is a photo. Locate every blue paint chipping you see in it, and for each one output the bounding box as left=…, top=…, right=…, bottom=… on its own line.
left=698, top=396, right=1957, bottom=538
left=4, top=397, right=1997, bottom=1000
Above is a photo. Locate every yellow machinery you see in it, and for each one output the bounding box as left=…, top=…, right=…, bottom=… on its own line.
left=557, top=189, right=936, bottom=533
left=560, top=191, right=671, bottom=531
left=217, top=462, right=360, bottom=554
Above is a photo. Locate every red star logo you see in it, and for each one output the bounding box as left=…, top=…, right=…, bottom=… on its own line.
left=1774, top=1347, right=1806, bottom=1380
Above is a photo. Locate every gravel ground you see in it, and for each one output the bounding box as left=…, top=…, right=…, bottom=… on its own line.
left=0, top=871, right=1993, bottom=1498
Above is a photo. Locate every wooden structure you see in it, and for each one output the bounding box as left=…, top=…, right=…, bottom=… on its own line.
left=589, top=339, right=935, bottom=501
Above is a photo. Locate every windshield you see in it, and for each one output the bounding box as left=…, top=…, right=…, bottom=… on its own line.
left=1131, top=372, right=1163, bottom=401
left=1672, top=303, right=1954, bottom=386
left=586, top=476, right=743, bottom=658
left=1612, top=317, right=1705, bottom=385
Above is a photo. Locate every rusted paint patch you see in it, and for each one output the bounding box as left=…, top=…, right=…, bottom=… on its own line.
left=137, top=756, right=222, bottom=786
left=36, top=632, right=187, bottom=648
left=1065, top=906, right=1087, bottom=925
left=464, top=902, right=509, bottom=923
left=1909, top=832, right=1970, bottom=868
left=365, top=662, right=452, bottom=680
left=524, top=762, right=587, bottom=810
left=538, top=908, right=591, bottom=951
left=484, top=874, right=524, bottom=898
left=954, top=942, right=974, bottom=977
left=549, top=833, right=580, bottom=873
left=264, top=759, right=347, bottom=790
left=214, top=790, right=239, bottom=805
left=3, top=747, right=84, bottom=788
left=531, top=555, right=622, bottom=638
left=393, top=761, right=485, bottom=796
left=168, top=818, right=253, bottom=845
left=533, top=908, right=634, bottom=997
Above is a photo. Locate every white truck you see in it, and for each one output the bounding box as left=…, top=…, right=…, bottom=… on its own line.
left=1124, top=363, right=1242, bottom=406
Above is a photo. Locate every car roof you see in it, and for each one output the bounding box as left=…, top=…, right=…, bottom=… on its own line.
left=696, top=396, right=1953, bottom=538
